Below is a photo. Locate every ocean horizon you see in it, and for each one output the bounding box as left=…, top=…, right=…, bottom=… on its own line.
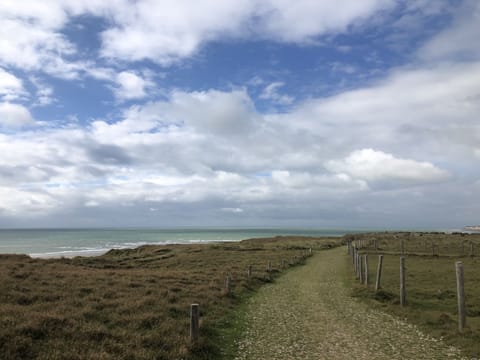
left=0, top=227, right=456, bottom=258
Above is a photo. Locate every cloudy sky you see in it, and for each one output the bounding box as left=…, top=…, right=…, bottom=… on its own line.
left=0, top=0, right=479, bottom=229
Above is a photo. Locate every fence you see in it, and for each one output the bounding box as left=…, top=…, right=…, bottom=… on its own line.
left=346, top=231, right=480, bottom=257
left=347, top=233, right=480, bottom=333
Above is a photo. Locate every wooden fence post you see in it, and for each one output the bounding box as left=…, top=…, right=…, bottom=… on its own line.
left=190, top=303, right=199, bottom=345
left=400, top=257, right=406, bottom=306
left=401, top=239, right=405, bottom=254
left=354, top=252, right=358, bottom=274
left=353, top=249, right=357, bottom=273
left=309, top=248, right=312, bottom=256
left=247, top=265, right=252, bottom=279
left=359, top=255, right=363, bottom=284
left=470, top=243, right=474, bottom=257
left=364, top=254, right=369, bottom=286
left=357, top=253, right=361, bottom=280
left=267, top=261, right=272, bottom=272
left=431, top=243, right=436, bottom=256
left=456, top=261, right=466, bottom=332
left=375, top=255, right=383, bottom=292
left=355, top=252, right=359, bottom=277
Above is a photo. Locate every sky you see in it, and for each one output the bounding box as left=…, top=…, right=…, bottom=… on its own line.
left=0, top=0, right=479, bottom=229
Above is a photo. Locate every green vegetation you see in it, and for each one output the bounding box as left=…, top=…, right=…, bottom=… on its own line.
left=350, top=232, right=480, bottom=358
left=0, top=236, right=342, bottom=359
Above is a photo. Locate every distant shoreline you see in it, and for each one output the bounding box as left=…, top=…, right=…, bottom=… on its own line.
left=0, top=228, right=350, bottom=259
left=464, top=226, right=480, bottom=231
left=0, top=228, right=473, bottom=259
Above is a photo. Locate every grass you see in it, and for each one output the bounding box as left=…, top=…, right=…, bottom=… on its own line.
left=349, top=232, right=480, bottom=358
left=0, top=236, right=342, bottom=359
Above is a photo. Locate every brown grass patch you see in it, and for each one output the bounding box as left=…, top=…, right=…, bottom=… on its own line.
left=0, top=236, right=342, bottom=359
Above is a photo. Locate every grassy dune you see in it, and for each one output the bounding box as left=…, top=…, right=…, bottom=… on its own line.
left=351, top=232, right=480, bottom=357
left=0, top=236, right=342, bottom=359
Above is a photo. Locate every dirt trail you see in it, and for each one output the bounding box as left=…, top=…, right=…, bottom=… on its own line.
left=233, top=247, right=465, bottom=360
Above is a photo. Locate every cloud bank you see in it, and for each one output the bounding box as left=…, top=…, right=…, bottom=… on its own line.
left=0, top=0, right=479, bottom=228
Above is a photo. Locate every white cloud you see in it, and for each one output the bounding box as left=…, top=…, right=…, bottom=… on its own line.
left=418, top=0, right=480, bottom=61
left=0, top=58, right=478, bottom=226
left=0, top=1, right=114, bottom=77
left=221, top=207, right=244, bottom=213
left=0, top=17, right=75, bottom=74
left=85, top=200, right=99, bottom=207
left=29, top=76, right=55, bottom=106
left=271, top=170, right=367, bottom=191
left=0, top=68, right=25, bottom=101
left=93, top=89, right=258, bottom=139
left=114, top=71, right=151, bottom=100
left=0, top=103, right=34, bottom=127
left=283, top=61, right=480, bottom=163
left=1, top=1, right=480, bottom=228
left=0, top=76, right=473, bottom=227
left=36, top=87, right=55, bottom=106
left=325, top=149, right=449, bottom=184
left=259, top=82, right=294, bottom=105
left=474, top=148, right=480, bottom=159
left=0, top=0, right=396, bottom=73
left=256, top=0, right=395, bottom=42
left=100, top=0, right=395, bottom=64
left=0, top=186, right=61, bottom=215
left=100, top=0, right=255, bottom=64
left=168, top=89, right=257, bottom=135
left=0, top=85, right=370, bottom=219
left=330, top=62, right=357, bottom=74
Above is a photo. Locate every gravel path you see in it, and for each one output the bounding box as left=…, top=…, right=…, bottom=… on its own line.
left=234, top=247, right=465, bottom=360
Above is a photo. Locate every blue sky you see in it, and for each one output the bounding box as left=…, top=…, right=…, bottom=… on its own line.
left=0, top=0, right=479, bottom=229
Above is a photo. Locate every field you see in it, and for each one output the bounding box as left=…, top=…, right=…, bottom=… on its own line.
left=0, top=236, right=342, bottom=360
left=350, top=232, right=480, bottom=357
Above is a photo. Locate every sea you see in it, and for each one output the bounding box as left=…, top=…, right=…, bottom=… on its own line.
left=0, top=228, right=362, bottom=258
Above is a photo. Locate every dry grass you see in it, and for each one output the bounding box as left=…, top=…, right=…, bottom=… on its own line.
left=350, top=232, right=480, bottom=358
left=0, top=236, right=342, bottom=359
